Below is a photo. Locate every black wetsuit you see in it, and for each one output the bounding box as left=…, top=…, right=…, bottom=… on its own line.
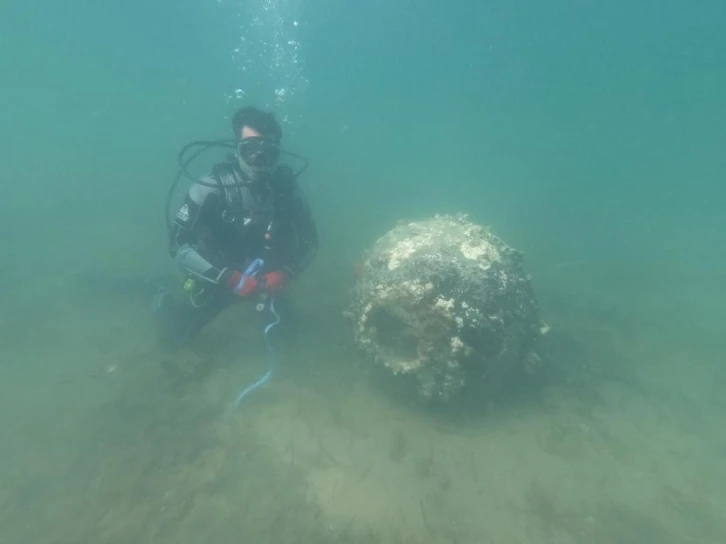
left=155, top=161, right=317, bottom=349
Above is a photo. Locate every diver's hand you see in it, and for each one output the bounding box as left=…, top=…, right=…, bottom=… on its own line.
left=221, top=268, right=259, bottom=297
left=261, top=271, right=288, bottom=294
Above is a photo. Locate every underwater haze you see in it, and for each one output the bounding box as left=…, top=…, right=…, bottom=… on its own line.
left=1, top=0, right=725, bottom=542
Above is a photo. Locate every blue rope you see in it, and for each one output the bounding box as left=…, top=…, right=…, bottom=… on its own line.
left=234, top=259, right=281, bottom=408
left=234, top=298, right=280, bottom=407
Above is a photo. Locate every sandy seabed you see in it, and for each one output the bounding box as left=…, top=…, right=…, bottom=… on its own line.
left=0, top=268, right=724, bottom=544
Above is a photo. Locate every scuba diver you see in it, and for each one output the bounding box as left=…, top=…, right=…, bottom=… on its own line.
left=155, top=106, right=318, bottom=350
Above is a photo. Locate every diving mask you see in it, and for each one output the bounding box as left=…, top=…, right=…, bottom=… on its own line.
left=237, top=137, right=281, bottom=168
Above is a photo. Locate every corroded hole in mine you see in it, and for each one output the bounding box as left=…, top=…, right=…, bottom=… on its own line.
left=368, top=306, right=421, bottom=362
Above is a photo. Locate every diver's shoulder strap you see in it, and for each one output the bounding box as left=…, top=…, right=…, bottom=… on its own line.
left=274, top=163, right=295, bottom=182
left=212, top=162, right=250, bottom=209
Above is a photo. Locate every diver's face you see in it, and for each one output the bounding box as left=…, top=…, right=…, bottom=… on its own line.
left=238, top=126, right=279, bottom=180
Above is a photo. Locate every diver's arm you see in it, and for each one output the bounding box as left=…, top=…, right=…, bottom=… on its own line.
left=290, top=203, right=318, bottom=276
left=172, top=243, right=229, bottom=284
left=280, top=185, right=318, bottom=277
left=168, top=179, right=228, bottom=284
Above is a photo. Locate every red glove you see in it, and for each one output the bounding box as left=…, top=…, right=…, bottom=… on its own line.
left=261, top=271, right=288, bottom=293
left=224, top=269, right=259, bottom=297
